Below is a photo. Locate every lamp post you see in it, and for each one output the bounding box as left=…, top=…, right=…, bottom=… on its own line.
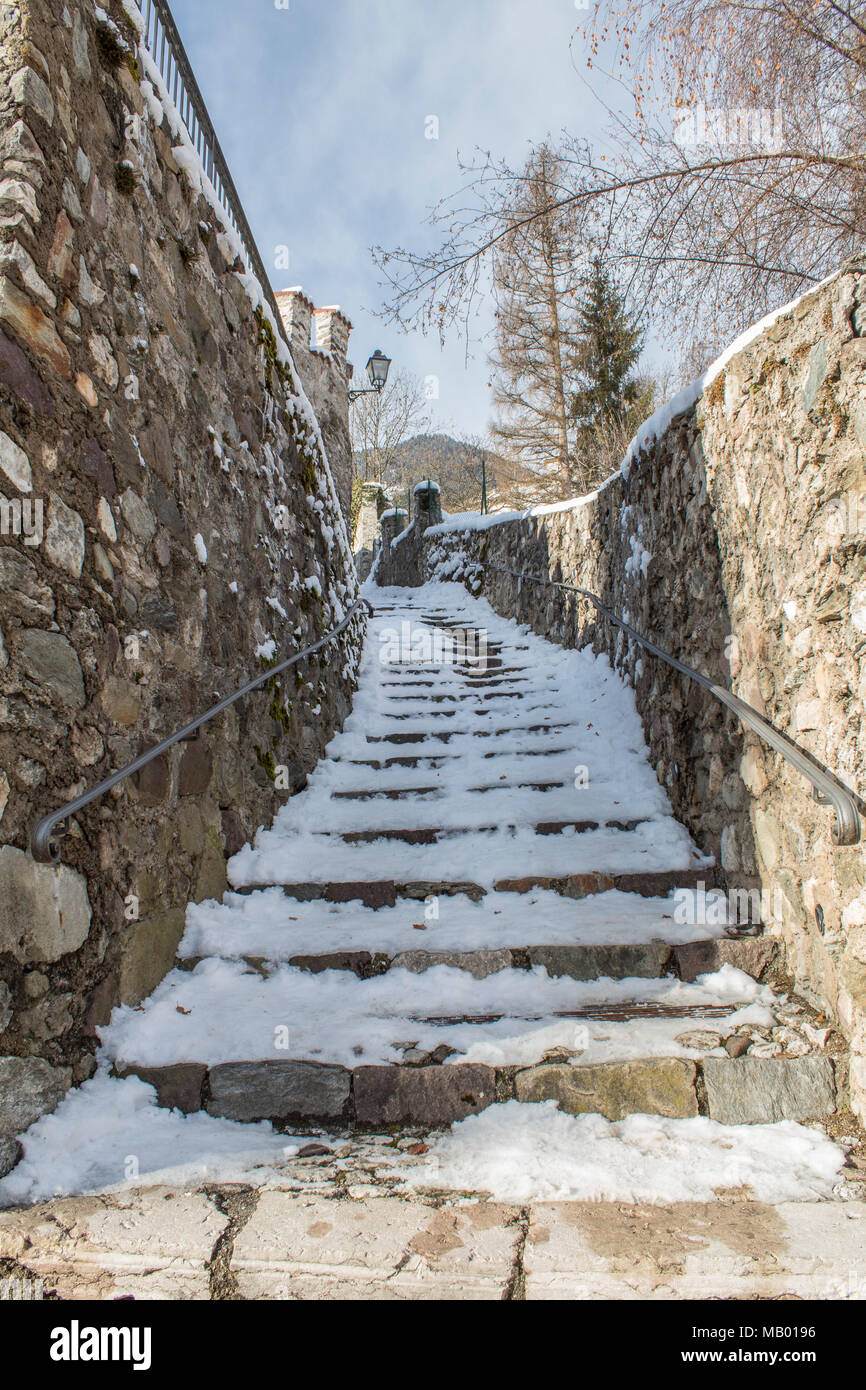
left=349, top=349, right=392, bottom=402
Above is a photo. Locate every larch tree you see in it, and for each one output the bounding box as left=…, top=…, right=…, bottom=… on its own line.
left=488, top=145, right=588, bottom=495
left=375, top=1, right=866, bottom=362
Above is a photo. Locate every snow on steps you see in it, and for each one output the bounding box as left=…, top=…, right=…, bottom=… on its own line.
left=103, top=955, right=838, bottom=1130
left=98, top=585, right=841, bottom=1134
left=0, top=584, right=855, bottom=1225
left=227, top=586, right=709, bottom=890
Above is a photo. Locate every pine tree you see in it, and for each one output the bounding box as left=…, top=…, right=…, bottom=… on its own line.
left=569, top=258, right=654, bottom=485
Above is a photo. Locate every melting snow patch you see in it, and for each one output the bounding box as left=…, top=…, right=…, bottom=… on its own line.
left=0, top=1072, right=309, bottom=1207
left=625, top=534, right=652, bottom=579
left=398, top=1101, right=845, bottom=1204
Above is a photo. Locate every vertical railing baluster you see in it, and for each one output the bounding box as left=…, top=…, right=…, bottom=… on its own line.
left=141, top=0, right=286, bottom=342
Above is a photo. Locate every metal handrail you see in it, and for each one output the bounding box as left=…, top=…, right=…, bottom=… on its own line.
left=30, top=599, right=370, bottom=864
left=138, top=0, right=288, bottom=344
left=480, top=562, right=863, bottom=846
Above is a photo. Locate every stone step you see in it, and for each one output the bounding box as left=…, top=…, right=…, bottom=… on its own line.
left=381, top=691, right=528, bottom=702
left=364, top=726, right=578, bottom=745
left=3, top=1187, right=863, bottom=1301
left=381, top=693, right=463, bottom=703
left=329, top=780, right=572, bottom=799
left=344, top=756, right=453, bottom=769
left=178, top=940, right=684, bottom=980
left=331, top=786, right=443, bottom=801
left=330, top=820, right=654, bottom=845
left=183, top=886, right=760, bottom=971
left=337, top=747, right=573, bottom=767
left=115, top=1052, right=838, bottom=1130
left=234, top=869, right=719, bottom=906
left=468, top=780, right=567, bottom=791
left=535, top=818, right=648, bottom=834
left=479, top=747, right=572, bottom=759
left=371, top=706, right=557, bottom=722
left=393, top=675, right=532, bottom=687
left=367, top=732, right=457, bottom=745
left=493, top=869, right=718, bottom=897
left=179, top=888, right=777, bottom=979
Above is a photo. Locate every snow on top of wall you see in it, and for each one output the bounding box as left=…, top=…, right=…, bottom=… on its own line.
left=425, top=484, right=614, bottom=539
left=120, top=0, right=145, bottom=32
left=620, top=267, right=844, bottom=480
left=414, top=478, right=441, bottom=494
left=426, top=267, right=845, bottom=538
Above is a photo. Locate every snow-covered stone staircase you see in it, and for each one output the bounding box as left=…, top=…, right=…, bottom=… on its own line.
left=2, top=581, right=864, bottom=1301
left=99, top=584, right=841, bottom=1134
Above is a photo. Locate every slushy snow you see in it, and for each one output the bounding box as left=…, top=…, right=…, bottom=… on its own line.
left=396, top=1101, right=845, bottom=1204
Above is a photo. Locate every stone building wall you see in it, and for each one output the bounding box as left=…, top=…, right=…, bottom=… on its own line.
left=0, top=0, right=365, bottom=1146
left=274, top=289, right=354, bottom=519
left=417, top=260, right=866, bottom=1118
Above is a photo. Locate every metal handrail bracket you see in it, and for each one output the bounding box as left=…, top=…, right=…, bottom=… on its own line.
left=481, top=562, right=863, bottom=846
left=30, top=599, right=370, bottom=864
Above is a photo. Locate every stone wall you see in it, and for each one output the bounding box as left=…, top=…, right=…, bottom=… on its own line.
left=0, top=0, right=365, bottom=1141
left=274, top=289, right=354, bottom=519
left=417, top=260, right=866, bottom=1118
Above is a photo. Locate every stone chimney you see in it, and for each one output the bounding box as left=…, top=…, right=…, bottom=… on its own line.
left=274, top=289, right=354, bottom=520
left=275, top=288, right=314, bottom=367
left=314, top=306, right=353, bottom=365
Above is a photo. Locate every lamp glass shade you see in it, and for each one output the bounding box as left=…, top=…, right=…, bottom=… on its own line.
left=366, top=350, right=391, bottom=389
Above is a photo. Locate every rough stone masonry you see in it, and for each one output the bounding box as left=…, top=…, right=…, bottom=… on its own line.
left=0, top=0, right=365, bottom=1167
left=394, top=260, right=866, bottom=1122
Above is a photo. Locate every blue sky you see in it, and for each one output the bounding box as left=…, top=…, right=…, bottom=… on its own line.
left=169, top=0, right=616, bottom=437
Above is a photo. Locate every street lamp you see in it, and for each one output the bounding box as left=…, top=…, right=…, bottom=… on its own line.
left=349, top=349, right=391, bottom=402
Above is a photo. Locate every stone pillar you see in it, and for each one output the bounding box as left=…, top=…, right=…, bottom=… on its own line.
left=414, top=478, right=442, bottom=530
left=380, top=508, right=409, bottom=548
left=353, top=483, right=390, bottom=582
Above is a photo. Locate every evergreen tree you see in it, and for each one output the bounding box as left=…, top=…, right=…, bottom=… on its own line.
left=569, top=258, right=654, bottom=483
